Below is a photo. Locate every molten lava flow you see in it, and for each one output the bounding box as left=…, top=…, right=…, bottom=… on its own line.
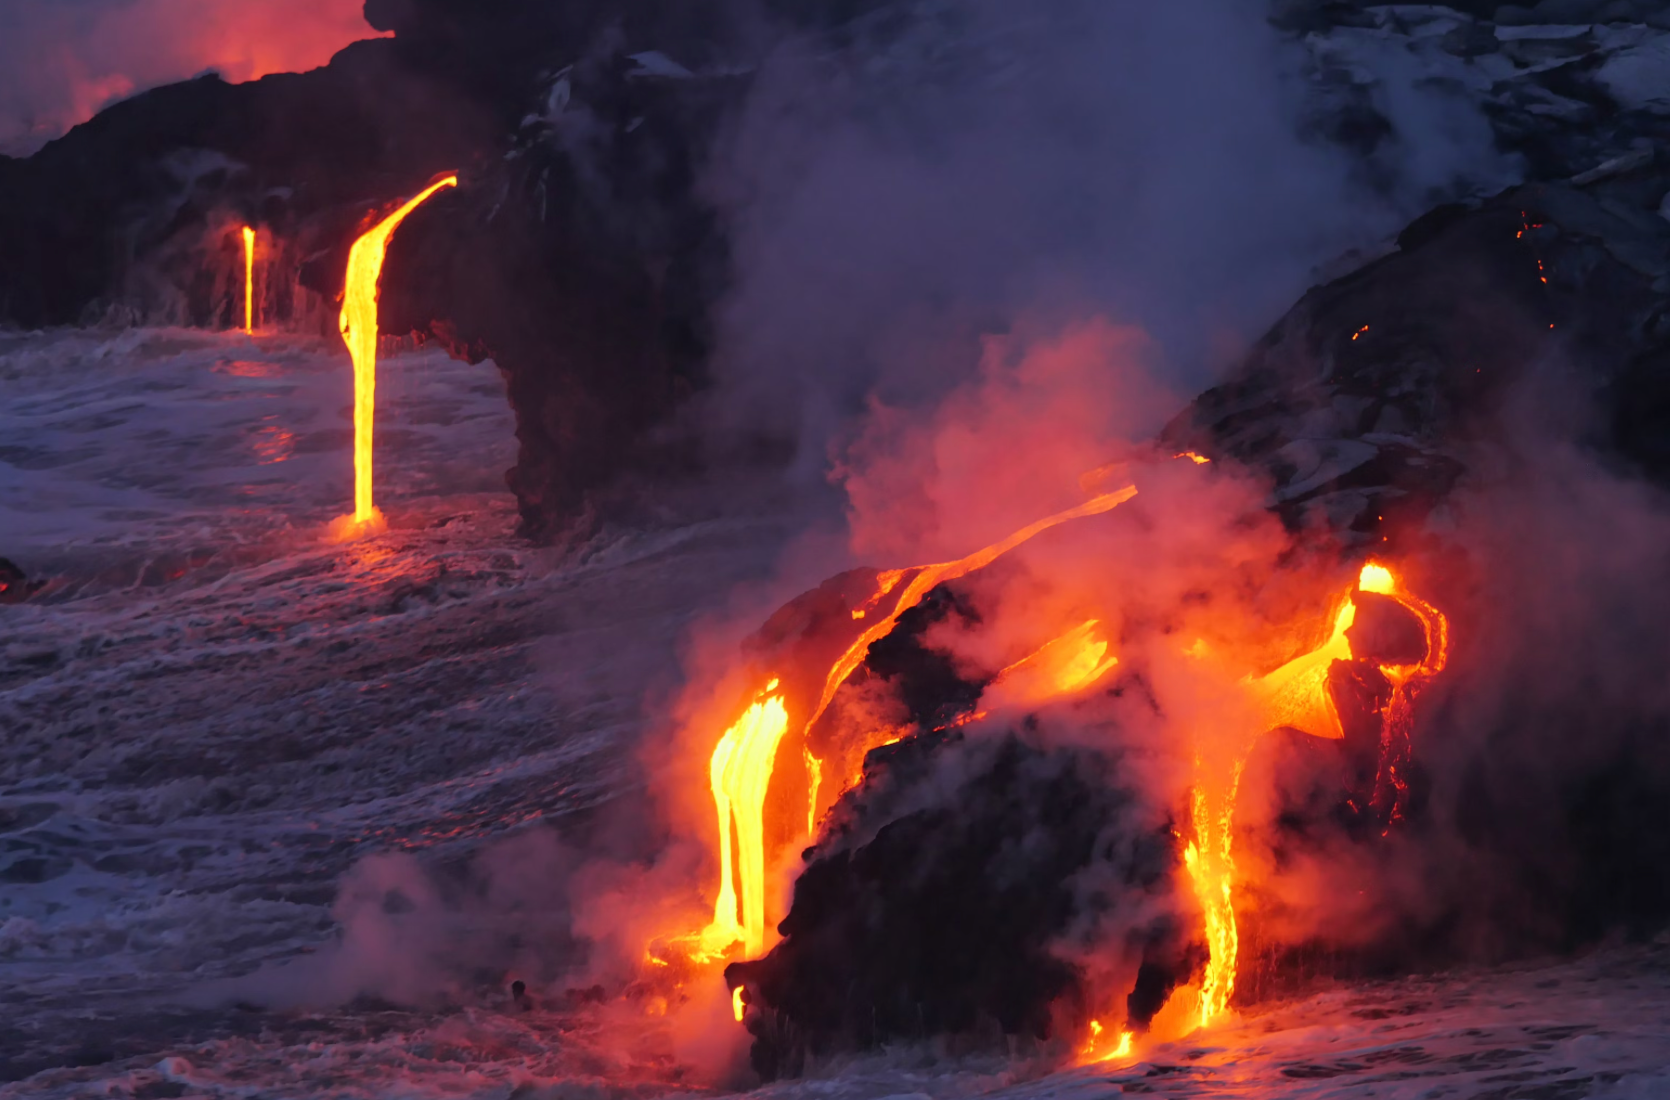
left=809, top=487, right=1139, bottom=732
left=702, top=682, right=790, bottom=959
left=691, top=486, right=1140, bottom=965
left=1184, top=760, right=1245, bottom=1030
left=242, top=226, right=257, bottom=335
left=1355, top=564, right=1450, bottom=826
left=1176, top=561, right=1449, bottom=1030
left=1249, top=599, right=1357, bottom=741
left=987, top=620, right=1119, bottom=710
left=1080, top=1020, right=1136, bottom=1064
left=334, top=176, right=458, bottom=536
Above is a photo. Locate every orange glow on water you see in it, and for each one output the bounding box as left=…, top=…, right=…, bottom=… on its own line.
left=241, top=226, right=257, bottom=335
left=334, top=176, right=457, bottom=537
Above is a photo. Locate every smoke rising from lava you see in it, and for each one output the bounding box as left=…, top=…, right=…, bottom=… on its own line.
left=699, top=0, right=1513, bottom=476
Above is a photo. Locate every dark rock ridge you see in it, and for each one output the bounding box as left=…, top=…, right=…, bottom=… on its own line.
left=1165, top=163, right=1670, bottom=539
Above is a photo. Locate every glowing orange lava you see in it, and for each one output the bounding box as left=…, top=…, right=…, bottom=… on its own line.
left=241, top=226, right=257, bottom=335
left=1183, top=757, right=1246, bottom=1029
left=689, top=485, right=1140, bottom=964
left=704, top=683, right=791, bottom=959
left=333, top=175, right=457, bottom=538
left=986, top=620, right=1119, bottom=710
left=1080, top=1019, right=1136, bottom=1064
left=1178, top=561, right=1449, bottom=1031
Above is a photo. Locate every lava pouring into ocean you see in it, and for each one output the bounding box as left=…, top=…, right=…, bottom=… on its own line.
left=242, top=226, right=257, bottom=335
left=331, top=175, right=457, bottom=540
left=1179, top=561, right=1451, bottom=1031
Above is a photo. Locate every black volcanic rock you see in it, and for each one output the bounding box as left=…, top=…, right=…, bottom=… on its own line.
left=1166, top=165, right=1670, bottom=543
left=725, top=733, right=1194, bottom=1080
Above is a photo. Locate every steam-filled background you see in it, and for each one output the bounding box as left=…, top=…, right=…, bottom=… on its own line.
left=697, top=0, right=1520, bottom=475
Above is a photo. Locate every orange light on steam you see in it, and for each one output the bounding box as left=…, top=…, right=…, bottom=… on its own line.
left=1079, top=1019, right=1135, bottom=1065
left=688, top=486, right=1141, bottom=969
left=242, top=226, right=257, bottom=335
left=332, top=175, right=458, bottom=539
left=986, top=620, right=1119, bottom=710
left=1176, top=559, right=1449, bottom=1031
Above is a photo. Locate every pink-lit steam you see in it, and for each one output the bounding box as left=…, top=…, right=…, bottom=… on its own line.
left=1, top=0, right=387, bottom=155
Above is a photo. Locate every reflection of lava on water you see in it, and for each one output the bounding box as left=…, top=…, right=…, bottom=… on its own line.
left=250, top=419, right=295, bottom=465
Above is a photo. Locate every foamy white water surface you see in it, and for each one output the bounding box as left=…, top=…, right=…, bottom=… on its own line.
left=1, top=328, right=1667, bottom=1099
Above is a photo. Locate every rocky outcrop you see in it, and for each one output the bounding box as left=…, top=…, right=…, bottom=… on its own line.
left=725, top=734, right=1191, bottom=1080
left=1166, top=158, right=1670, bottom=541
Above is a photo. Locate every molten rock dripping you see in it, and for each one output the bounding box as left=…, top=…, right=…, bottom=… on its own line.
left=1180, top=562, right=1449, bottom=1030
left=242, top=226, right=257, bottom=335
left=332, top=176, right=457, bottom=539
left=703, top=684, right=791, bottom=959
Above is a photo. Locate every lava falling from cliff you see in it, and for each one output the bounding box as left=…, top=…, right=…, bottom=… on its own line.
left=332, top=176, right=457, bottom=538
left=1179, top=562, right=1450, bottom=1031
left=242, top=226, right=257, bottom=335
